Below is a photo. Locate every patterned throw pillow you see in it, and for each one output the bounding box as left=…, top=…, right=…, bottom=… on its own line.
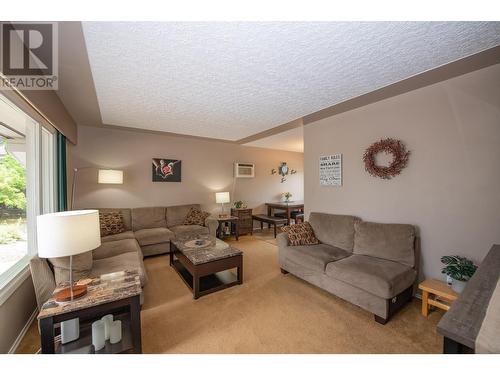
left=184, top=207, right=211, bottom=226
left=99, top=211, right=125, bottom=237
left=282, top=221, right=319, bottom=246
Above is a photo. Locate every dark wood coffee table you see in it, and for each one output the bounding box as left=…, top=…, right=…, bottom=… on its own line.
left=170, top=235, right=243, bottom=299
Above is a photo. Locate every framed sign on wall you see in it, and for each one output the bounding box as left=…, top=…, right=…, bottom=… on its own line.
left=319, top=154, right=342, bottom=186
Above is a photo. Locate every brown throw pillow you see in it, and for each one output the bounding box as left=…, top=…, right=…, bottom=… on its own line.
left=282, top=221, right=319, bottom=246
left=99, top=211, right=125, bottom=237
left=184, top=207, right=211, bottom=226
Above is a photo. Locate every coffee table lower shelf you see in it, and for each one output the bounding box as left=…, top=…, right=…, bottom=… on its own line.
left=171, top=259, right=242, bottom=299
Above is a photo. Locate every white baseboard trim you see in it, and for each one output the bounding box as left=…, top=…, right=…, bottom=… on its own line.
left=8, top=307, right=37, bottom=354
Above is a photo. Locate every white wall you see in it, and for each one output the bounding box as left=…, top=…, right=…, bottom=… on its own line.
left=304, top=64, right=500, bottom=280
left=71, top=126, right=304, bottom=215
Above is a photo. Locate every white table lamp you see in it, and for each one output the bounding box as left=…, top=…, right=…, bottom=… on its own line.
left=37, top=210, right=101, bottom=302
left=215, top=192, right=230, bottom=218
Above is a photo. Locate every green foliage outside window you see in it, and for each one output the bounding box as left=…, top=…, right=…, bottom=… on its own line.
left=0, top=152, right=27, bottom=210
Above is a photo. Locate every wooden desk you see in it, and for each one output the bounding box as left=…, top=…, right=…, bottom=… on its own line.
left=419, top=279, right=458, bottom=317
left=265, top=201, right=304, bottom=225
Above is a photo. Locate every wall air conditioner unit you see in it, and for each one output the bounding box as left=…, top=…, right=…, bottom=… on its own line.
left=234, top=163, right=255, bottom=178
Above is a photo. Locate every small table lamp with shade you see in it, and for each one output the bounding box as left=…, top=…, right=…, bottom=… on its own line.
left=215, top=192, right=230, bottom=219
left=36, top=210, right=101, bottom=302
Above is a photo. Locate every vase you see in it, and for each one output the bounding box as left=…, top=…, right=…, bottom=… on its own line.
left=451, top=279, right=467, bottom=293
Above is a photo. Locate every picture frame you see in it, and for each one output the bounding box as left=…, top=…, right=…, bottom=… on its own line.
left=152, top=158, right=182, bottom=182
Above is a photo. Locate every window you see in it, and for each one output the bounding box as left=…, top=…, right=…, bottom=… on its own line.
left=0, top=93, right=57, bottom=291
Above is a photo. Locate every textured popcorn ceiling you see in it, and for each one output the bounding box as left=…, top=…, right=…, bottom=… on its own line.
left=82, top=22, right=500, bottom=141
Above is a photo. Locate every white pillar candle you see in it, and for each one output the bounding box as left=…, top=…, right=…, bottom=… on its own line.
left=61, top=318, right=79, bottom=344
left=109, top=320, right=122, bottom=344
left=101, top=314, right=113, bottom=340
left=91, top=320, right=105, bottom=351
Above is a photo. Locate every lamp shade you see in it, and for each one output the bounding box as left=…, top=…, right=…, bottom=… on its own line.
left=98, top=169, right=123, bottom=184
left=37, top=210, right=101, bottom=258
left=215, top=192, right=230, bottom=204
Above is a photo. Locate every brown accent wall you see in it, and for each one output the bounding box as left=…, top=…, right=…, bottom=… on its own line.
left=71, top=126, right=304, bottom=214
left=304, top=63, right=500, bottom=280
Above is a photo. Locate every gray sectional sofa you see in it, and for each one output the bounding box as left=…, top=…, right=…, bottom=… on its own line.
left=277, top=212, right=418, bottom=324
left=30, top=204, right=218, bottom=310
left=96, top=204, right=218, bottom=258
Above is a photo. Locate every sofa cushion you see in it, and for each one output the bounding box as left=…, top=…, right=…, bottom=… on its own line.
left=99, top=211, right=125, bottom=237
left=325, top=254, right=416, bottom=299
left=49, top=251, right=93, bottom=285
left=93, top=238, right=142, bottom=260
left=166, top=204, right=201, bottom=227
left=184, top=207, right=210, bottom=226
left=90, top=251, right=148, bottom=287
left=141, top=242, right=170, bottom=257
left=353, top=221, right=415, bottom=267
left=308, top=212, right=359, bottom=252
left=131, top=207, right=167, bottom=231
left=170, top=224, right=209, bottom=238
left=101, top=230, right=136, bottom=243
left=284, top=243, right=350, bottom=273
left=134, top=227, right=174, bottom=246
left=97, top=208, right=132, bottom=231
left=282, top=222, right=319, bottom=246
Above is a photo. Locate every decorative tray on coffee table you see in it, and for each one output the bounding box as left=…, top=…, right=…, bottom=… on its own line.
left=183, top=238, right=213, bottom=248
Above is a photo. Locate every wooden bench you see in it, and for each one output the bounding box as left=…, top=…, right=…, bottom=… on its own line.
left=294, top=213, right=304, bottom=223
left=274, top=210, right=304, bottom=223
left=252, top=214, right=288, bottom=238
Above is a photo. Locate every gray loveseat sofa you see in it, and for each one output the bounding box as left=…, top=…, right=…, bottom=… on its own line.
left=277, top=212, right=418, bottom=324
left=30, top=204, right=218, bottom=310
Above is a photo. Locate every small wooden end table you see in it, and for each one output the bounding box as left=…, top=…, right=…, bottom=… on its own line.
left=38, top=270, right=142, bottom=354
left=215, top=216, right=239, bottom=240
left=419, top=279, right=458, bottom=317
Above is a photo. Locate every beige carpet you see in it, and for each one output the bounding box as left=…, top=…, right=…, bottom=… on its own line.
left=16, top=231, right=443, bottom=353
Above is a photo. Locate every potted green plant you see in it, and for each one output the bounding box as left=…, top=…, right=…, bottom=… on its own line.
left=440, top=255, right=477, bottom=293
left=282, top=192, right=292, bottom=203
left=233, top=200, right=244, bottom=209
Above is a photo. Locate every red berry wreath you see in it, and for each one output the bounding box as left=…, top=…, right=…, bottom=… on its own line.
left=363, top=138, right=410, bottom=179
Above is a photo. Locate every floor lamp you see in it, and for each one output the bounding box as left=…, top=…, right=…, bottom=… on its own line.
left=71, top=168, right=124, bottom=209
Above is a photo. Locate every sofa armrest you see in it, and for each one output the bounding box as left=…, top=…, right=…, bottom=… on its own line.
left=276, top=232, right=289, bottom=248
left=29, top=256, right=56, bottom=310
left=276, top=232, right=290, bottom=268
left=205, top=217, right=219, bottom=236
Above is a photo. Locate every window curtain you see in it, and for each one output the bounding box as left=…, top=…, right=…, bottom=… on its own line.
left=56, top=132, right=67, bottom=211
